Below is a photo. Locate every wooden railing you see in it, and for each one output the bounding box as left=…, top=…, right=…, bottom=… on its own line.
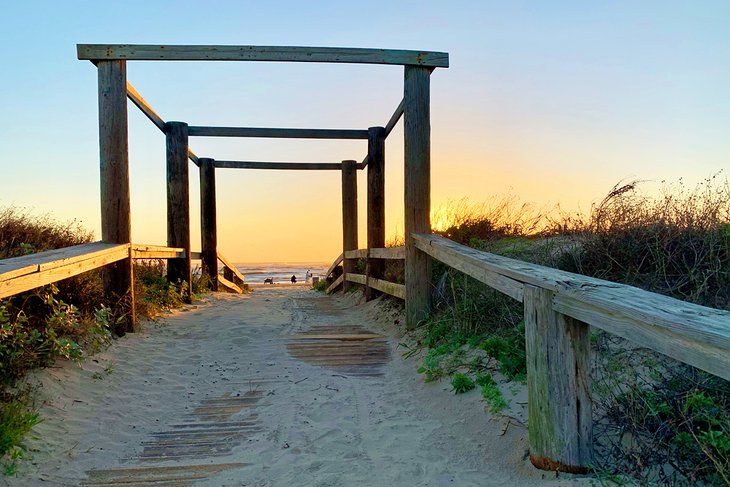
left=325, top=233, right=730, bottom=472
left=0, top=243, right=245, bottom=300
left=324, top=246, right=405, bottom=299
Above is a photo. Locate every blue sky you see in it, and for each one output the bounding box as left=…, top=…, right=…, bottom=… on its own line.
left=1, top=1, right=728, bottom=261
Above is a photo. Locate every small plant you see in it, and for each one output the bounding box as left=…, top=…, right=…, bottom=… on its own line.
left=451, top=373, right=475, bottom=394
left=312, top=279, right=329, bottom=292
left=0, top=388, right=41, bottom=475
left=476, top=372, right=508, bottom=413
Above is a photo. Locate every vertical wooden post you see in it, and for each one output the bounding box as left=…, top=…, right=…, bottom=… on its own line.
left=404, top=66, right=431, bottom=327
left=165, top=121, right=192, bottom=303
left=366, top=126, right=386, bottom=301
left=199, top=157, right=217, bottom=291
left=97, top=60, right=135, bottom=333
left=524, top=285, right=592, bottom=473
left=341, top=160, right=358, bottom=292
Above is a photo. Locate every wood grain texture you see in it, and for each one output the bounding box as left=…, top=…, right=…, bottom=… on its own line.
left=369, top=246, right=405, bottom=259
left=131, top=244, right=185, bottom=259
left=524, top=285, right=592, bottom=472
left=0, top=243, right=129, bottom=299
left=77, top=44, right=450, bottom=67
left=97, top=60, right=135, bottom=330
left=341, top=160, right=358, bottom=292
left=413, top=234, right=524, bottom=302
left=214, top=161, right=344, bottom=170
left=384, top=99, right=404, bottom=137
left=404, top=65, right=432, bottom=328
left=366, top=126, right=386, bottom=301
left=345, top=274, right=405, bottom=300
left=165, top=121, right=192, bottom=302
left=126, top=82, right=165, bottom=131
left=189, top=126, right=368, bottom=139
left=199, top=158, right=217, bottom=290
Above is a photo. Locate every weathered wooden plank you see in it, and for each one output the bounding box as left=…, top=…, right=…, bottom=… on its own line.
left=554, top=290, right=730, bottom=381
left=524, top=285, right=592, bottom=473
left=342, top=160, right=358, bottom=292
left=131, top=244, right=185, bottom=259
left=77, top=44, right=450, bottom=68
left=217, top=274, right=242, bottom=294
left=289, top=333, right=384, bottom=341
left=0, top=242, right=121, bottom=281
left=0, top=244, right=129, bottom=299
left=199, top=158, right=218, bottom=291
left=370, top=246, right=405, bottom=259
left=344, top=249, right=368, bottom=259
left=165, top=121, right=192, bottom=303
left=84, top=463, right=246, bottom=484
left=126, top=82, right=165, bottom=131
left=98, top=60, right=135, bottom=331
left=326, top=274, right=344, bottom=294
left=217, top=251, right=244, bottom=284
left=190, top=251, right=202, bottom=260
left=325, top=254, right=343, bottom=279
left=404, top=65, right=432, bottom=328
left=187, top=149, right=200, bottom=166
left=384, top=98, right=404, bottom=137
left=189, top=126, right=369, bottom=139
left=413, top=235, right=524, bottom=302
left=345, top=273, right=367, bottom=285
left=368, top=277, right=406, bottom=300
left=214, top=161, right=344, bottom=170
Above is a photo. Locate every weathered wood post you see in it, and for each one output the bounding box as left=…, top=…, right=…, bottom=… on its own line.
left=341, top=159, right=358, bottom=292
left=366, top=126, right=386, bottom=301
left=97, top=60, right=135, bottom=332
left=524, top=285, right=592, bottom=473
left=404, top=66, right=432, bottom=328
left=199, top=157, right=217, bottom=291
left=165, top=121, right=192, bottom=303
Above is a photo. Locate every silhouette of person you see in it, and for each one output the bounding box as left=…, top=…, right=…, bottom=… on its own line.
left=291, top=274, right=297, bottom=283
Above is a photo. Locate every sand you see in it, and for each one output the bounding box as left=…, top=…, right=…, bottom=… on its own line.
left=7, top=288, right=595, bottom=486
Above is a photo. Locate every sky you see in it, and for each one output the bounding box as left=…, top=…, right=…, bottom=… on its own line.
left=1, top=1, right=729, bottom=263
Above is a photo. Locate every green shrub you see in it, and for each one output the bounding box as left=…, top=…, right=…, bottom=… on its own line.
left=451, top=373, right=475, bottom=394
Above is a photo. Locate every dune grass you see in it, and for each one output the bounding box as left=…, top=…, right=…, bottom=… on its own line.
left=411, top=175, right=730, bottom=485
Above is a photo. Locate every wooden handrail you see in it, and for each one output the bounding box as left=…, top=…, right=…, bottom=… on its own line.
left=413, top=233, right=730, bottom=382
left=217, top=251, right=245, bottom=284
left=189, top=126, right=369, bottom=139
left=325, top=274, right=344, bottom=294
left=384, top=98, right=404, bottom=137
left=325, top=253, right=343, bottom=279
left=345, top=273, right=404, bottom=300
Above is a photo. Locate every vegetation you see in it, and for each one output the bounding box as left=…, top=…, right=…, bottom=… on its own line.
left=0, top=207, right=210, bottom=474
left=410, top=175, right=730, bottom=486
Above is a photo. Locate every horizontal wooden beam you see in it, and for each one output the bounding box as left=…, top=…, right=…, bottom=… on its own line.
left=344, top=247, right=405, bottom=260
left=214, top=161, right=345, bottom=170
left=188, top=126, right=369, bottom=139
left=384, top=98, right=405, bottom=137
left=131, top=244, right=185, bottom=259
left=368, top=277, right=405, bottom=299
left=414, top=233, right=730, bottom=381
left=78, top=44, right=449, bottom=68
left=0, top=242, right=129, bottom=299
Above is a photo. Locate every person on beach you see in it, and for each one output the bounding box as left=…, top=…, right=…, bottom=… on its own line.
left=291, top=275, right=297, bottom=283
left=305, top=270, right=311, bottom=283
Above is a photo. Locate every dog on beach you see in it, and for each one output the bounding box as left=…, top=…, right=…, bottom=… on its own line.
left=264, top=277, right=274, bottom=284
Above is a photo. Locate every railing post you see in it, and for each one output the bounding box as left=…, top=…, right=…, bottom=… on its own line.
left=366, top=126, right=386, bottom=301
left=97, top=60, right=135, bottom=332
left=341, top=159, right=358, bottom=292
left=199, top=157, right=217, bottom=291
left=404, top=65, right=431, bottom=328
left=524, top=284, right=592, bottom=473
left=165, top=121, right=192, bottom=303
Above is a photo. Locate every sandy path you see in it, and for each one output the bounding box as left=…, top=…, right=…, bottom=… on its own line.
left=9, top=288, right=593, bottom=486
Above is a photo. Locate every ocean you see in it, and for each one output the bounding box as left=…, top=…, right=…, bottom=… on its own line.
left=232, top=262, right=329, bottom=285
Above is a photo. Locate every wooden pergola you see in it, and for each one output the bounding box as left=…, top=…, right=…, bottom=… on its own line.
left=79, top=44, right=449, bottom=329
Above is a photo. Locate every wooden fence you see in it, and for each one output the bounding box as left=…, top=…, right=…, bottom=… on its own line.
left=324, top=233, right=730, bottom=473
